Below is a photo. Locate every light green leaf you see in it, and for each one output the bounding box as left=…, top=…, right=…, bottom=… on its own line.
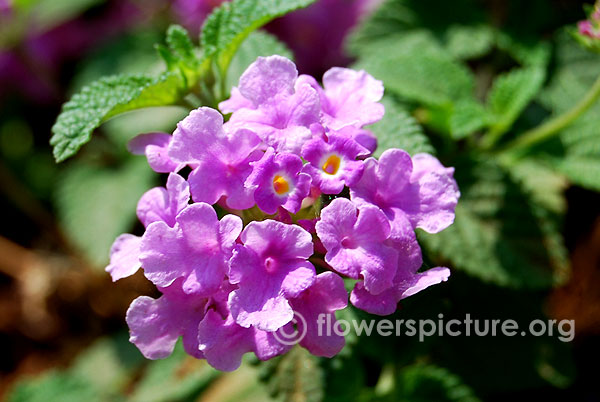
left=553, top=157, right=600, bottom=192
left=445, top=25, right=495, bottom=60
left=449, top=99, right=491, bottom=139
left=354, top=32, right=475, bottom=107
left=200, top=0, right=316, bottom=75
left=50, top=72, right=185, bottom=162
left=55, top=157, right=154, bottom=266
left=226, top=30, right=293, bottom=92
left=370, top=96, right=434, bottom=157
left=486, top=67, right=546, bottom=140
left=259, top=347, right=325, bottom=402
left=130, top=343, right=219, bottom=402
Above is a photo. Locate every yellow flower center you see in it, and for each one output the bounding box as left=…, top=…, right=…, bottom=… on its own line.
left=322, top=154, right=341, bottom=175
left=273, top=175, right=290, bottom=195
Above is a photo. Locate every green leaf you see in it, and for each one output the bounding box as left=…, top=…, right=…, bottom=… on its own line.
left=50, top=72, right=185, bottom=162
left=419, top=158, right=568, bottom=289
left=55, top=157, right=154, bottom=266
left=354, top=32, right=475, bottom=107
left=444, top=25, right=495, bottom=60
left=392, top=364, right=481, bottom=402
left=259, top=347, right=325, bottom=402
left=226, top=30, right=293, bottom=92
left=449, top=99, right=491, bottom=139
left=200, top=0, right=316, bottom=76
left=486, top=67, right=546, bottom=140
left=536, top=33, right=600, bottom=191
left=369, top=96, right=434, bottom=157
left=163, top=25, right=202, bottom=85
left=130, top=343, right=219, bottom=402
left=347, top=0, right=486, bottom=56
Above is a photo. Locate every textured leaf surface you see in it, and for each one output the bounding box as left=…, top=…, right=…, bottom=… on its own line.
left=200, top=0, right=315, bottom=74
left=50, top=72, right=184, bottom=162
left=394, top=364, right=481, bottom=402
left=420, top=159, right=568, bottom=289
left=370, top=96, right=434, bottom=157
left=486, top=67, right=546, bottom=138
left=354, top=32, right=474, bottom=107
left=537, top=33, right=600, bottom=191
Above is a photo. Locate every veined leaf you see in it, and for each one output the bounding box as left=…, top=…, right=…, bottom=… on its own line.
left=50, top=72, right=185, bottom=162
left=354, top=32, right=475, bottom=107
left=486, top=67, right=546, bottom=140
left=449, top=99, right=491, bottom=139
left=420, top=159, right=568, bottom=289
left=370, top=96, right=434, bottom=157
left=200, top=0, right=315, bottom=76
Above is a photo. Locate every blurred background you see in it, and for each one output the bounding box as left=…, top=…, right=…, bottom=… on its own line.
left=1, top=0, right=600, bottom=401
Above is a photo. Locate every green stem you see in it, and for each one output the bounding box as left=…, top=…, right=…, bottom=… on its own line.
left=498, top=73, right=600, bottom=156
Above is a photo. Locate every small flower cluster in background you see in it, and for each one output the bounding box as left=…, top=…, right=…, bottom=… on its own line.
left=107, top=55, right=460, bottom=371
left=575, top=1, right=600, bottom=53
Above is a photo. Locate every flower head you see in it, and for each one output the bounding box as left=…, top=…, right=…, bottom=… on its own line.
left=302, top=132, right=365, bottom=194
left=245, top=147, right=311, bottom=214
left=228, top=220, right=315, bottom=331
left=169, top=107, right=262, bottom=209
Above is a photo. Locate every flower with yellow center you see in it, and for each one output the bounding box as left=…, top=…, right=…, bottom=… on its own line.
left=272, top=175, right=290, bottom=195
left=322, top=154, right=341, bottom=175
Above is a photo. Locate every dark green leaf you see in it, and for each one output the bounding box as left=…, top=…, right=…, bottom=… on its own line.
left=354, top=32, right=475, bottom=107
left=419, top=158, right=568, bottom=289
left=370, top=96, right=434, bottom=157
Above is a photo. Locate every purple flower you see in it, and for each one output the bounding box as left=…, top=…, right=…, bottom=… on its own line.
left=106, top=234, right=142, bottom=282
left=290, top=272, right=348, bottom=357
left=126, top=278, right=211, bottom=360
left=245, top=148, right=311, bottom=214
left=105, top=173, right=190, bottom=282
left=315, top=198, right=398, bottom=295
left=301, top=133, right=365, bottom=194
left=140, top=203, right=243, bottom=295
left=349, top=214, right=450, bottom=315
left=350, top=149, right=460, bottom=234
left=198, top=310, right=292, bottom=371
left=169, top=107, right=262, bottom=209
left=219, top=56, right=321, bottom=155
left=298, top=67, right=384, bottom=130
left=228, top=220, right=315, bottom=331
left=128, top=133, right=183, bottom=173
left=137, top=173, right=190, bottom=228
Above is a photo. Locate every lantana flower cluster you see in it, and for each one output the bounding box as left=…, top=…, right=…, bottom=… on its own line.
left=107, top=56, right=460, bottom=371
left=578, top=1, right=600, bottom=39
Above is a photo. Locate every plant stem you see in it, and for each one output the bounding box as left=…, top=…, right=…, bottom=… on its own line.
left=498, top=73, right=600, bottom=156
